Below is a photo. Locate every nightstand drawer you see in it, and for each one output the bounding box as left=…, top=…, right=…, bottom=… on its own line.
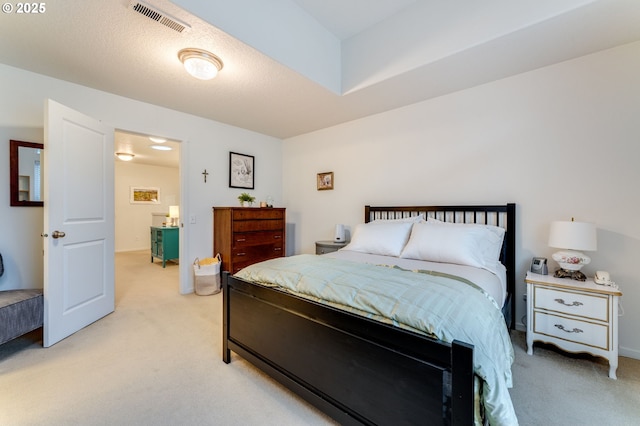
left=534, top=286, right=608, bottom=321
left=533, top=311, right=609, bottom=350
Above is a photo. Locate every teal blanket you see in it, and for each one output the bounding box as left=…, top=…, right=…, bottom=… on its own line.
left=235, top=254, right=518, bottom=425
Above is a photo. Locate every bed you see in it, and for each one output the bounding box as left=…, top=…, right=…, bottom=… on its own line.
left=222, top=204, right=516, bottom=425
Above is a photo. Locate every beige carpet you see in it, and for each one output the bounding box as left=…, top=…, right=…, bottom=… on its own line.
left=1, top=250, right=639, bottom=425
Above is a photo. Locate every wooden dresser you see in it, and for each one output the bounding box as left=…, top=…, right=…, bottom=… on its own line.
left=213, top=207, right=286, bottom=274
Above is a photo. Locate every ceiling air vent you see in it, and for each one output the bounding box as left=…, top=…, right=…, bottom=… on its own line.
left=129, top=1, right=190, bottom=33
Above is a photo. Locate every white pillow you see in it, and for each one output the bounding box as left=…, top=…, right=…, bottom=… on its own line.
left=426, top=218, right=505, bottom=264
left=342, top=222, right=414, bottom=257
left=371, top=214, right=424, bottom=224
left=400, top=223, right=484, bottom=268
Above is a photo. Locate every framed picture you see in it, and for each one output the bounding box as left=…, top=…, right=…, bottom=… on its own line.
left=317, top=172, right=334, bottom=190
left=229, top=152, right=255, bottom=189
left=130, top=186, right=160, bottom=204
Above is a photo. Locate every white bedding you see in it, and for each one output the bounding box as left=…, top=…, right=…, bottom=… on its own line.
left=323, top=249, right=507, bottom=308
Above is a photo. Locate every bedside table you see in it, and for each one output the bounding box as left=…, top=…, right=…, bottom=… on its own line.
left=315, top=240, right=346, bottom=255
left=525, top=271, right=622, bottom=379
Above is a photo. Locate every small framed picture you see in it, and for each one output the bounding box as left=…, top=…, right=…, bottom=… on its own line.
left=130, top=186, right=160, bottom=204
left=317, top=172, right=334, bottom=190
left=229, top=152, right=255, bottom=189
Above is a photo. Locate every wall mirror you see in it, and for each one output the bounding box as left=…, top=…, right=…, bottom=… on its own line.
left=10, top=140, right=44, bottom=207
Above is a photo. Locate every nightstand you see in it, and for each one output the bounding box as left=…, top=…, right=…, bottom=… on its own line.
left=525, top=270, right=622, bottom=379
left=315, top=240, right=346, bottom=255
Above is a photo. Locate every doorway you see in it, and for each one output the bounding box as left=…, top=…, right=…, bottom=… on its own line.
left=113, top=130, right=182, bottom=293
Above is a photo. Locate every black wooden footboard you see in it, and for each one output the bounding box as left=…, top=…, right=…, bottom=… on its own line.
left=223, top=272, right=474, bottom=425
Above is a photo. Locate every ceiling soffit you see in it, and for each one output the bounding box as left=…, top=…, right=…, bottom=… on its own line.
left=173, top=0, right=599, bottom=96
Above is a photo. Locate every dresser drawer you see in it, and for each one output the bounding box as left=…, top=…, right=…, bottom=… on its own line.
left=233, top=209, right=284, bottom=220
left=233, top=219, right=283, bottom=232
left=231, top=246, right=284, bottom=273
left=533, top=311, right=609, bottom=350
left=232, top=244, right=284, bottom=263
left=534, top=286, right=608, bottom=322
left=233, top=231, right=283, bottom=247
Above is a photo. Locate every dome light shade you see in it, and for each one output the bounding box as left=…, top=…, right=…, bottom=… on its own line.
left=115, top=152, right=135, bottom=161
left=178, top=48, right=223, bottom=80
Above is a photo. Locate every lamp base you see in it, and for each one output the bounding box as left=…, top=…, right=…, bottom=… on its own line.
left=554, top=268, right=587, bottom=281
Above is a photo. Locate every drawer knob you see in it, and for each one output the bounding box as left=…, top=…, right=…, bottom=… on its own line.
left=554, top=324, right=583, bottom=334
left=554, top=298, right=583, bottom=307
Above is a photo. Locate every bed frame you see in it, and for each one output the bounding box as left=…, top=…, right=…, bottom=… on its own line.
left=222, top=204, right=516, bottom=425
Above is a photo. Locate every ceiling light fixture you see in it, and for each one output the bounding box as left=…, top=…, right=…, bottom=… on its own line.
left=150, top=145, right=172, bottom=151
left=115, top=152, right=135, bottom=161
left=149, top=136, right=167, bottom=143
left=178, top=48, right=223, bottom=80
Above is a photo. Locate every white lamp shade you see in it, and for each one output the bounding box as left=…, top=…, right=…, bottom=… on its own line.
left=548, top=221, right=597, bottom=251
left=169, top=205, right=180, bottom=218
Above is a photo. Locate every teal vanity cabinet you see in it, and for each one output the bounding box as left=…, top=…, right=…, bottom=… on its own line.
left=150, top=226, right=179, bottom=267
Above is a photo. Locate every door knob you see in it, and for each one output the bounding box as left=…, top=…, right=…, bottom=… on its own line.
left=51, top=230, right=66, bottom=239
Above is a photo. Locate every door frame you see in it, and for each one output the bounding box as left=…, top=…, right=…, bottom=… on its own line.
left=114, top=129, right=190, bottom=294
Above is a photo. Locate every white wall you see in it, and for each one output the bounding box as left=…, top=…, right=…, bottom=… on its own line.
left=282, top=41, right=640, bottom=359
left=115, top=161, right=180, bottom=252
left=0, top=128, right=44, bottom=290
left=0, top=63, right=282, bottom=294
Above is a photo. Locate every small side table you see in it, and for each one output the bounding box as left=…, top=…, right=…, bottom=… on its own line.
left=315, top=240, right=346, bottom=255
left=150, top=226, right=179, bottom=268
left=525, top=270, right=622, bottom=379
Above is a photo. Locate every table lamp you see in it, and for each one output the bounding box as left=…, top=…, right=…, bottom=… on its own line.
left=169, top=205, right=180, bottom=227
left=548, top=218, right=597, bottom=281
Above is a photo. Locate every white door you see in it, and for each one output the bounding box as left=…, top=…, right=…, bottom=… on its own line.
left=43, top=99, right=115, bottom=347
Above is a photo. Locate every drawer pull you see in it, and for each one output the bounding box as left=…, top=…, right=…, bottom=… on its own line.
left=274, top=247, right=282, bottom=251
left=554, top=324, right=583, bottom=334
left=237, top=252, right=246, bottom=256
left=274, top=235, right=281, bottom=239
left=236, top=238, right=246, bottom=242
left=554, top=298, right=583, bottom=307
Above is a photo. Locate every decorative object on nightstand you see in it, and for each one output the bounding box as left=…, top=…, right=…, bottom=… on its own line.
left=315, top=240, right=346, bottom=255
left=529, top=257, right=548, bottom=275
left=548, top=218, right=597, bottom=281
left=525, top=271, right=621, bottom=379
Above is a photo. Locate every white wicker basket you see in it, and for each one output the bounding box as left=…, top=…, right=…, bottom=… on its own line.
left=193, top=254, right=221, bottom=296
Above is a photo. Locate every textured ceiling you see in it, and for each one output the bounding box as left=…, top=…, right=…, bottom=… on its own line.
left=1, top=0, right=640, bottom=161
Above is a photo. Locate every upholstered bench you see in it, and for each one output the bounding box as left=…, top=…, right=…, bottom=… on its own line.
left=0, top=289, right=44, bottom=345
